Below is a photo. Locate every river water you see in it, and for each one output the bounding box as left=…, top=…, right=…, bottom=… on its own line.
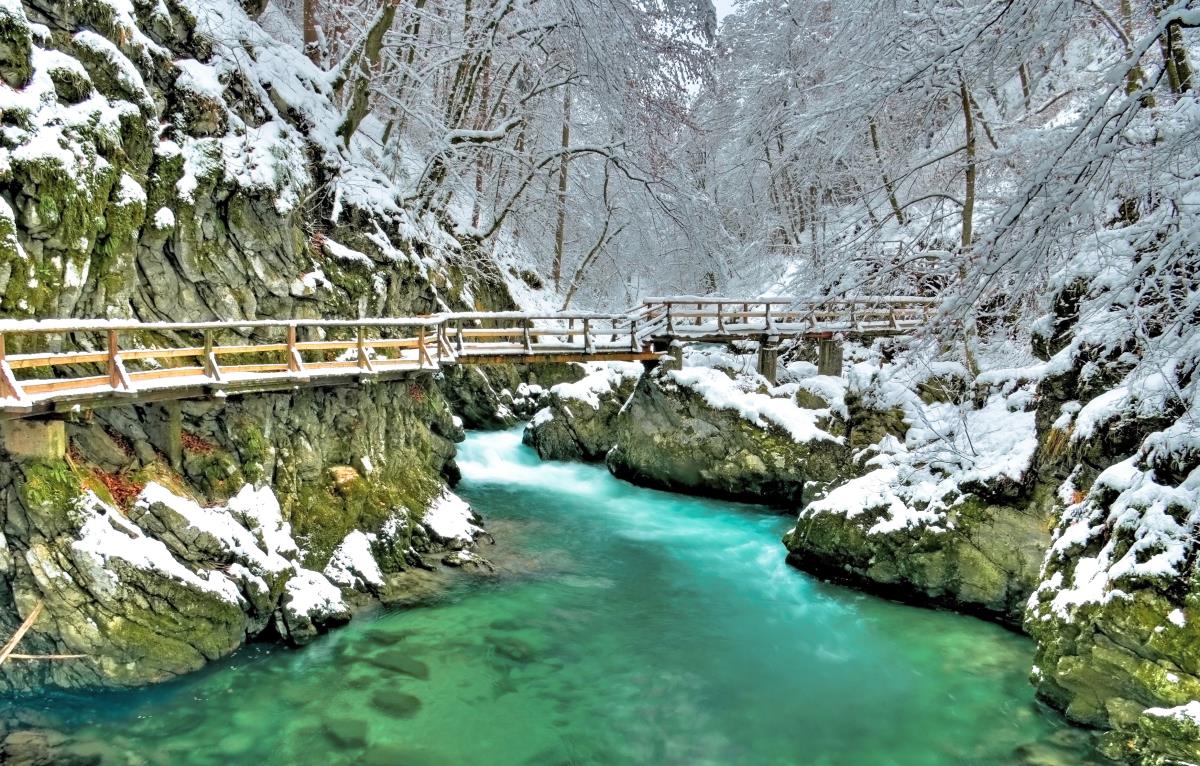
left=4, top=428, right=1094, bottom=765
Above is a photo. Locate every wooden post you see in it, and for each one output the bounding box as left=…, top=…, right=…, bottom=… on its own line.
left=757, top=336, right=779, bottom=385
left=568, top=317, right=575, bottom=345
left=202, top=330, right=223, bottom=383
left=107, top=330, right=132, bottom=392
left=666, top=303, right=675, bottom=334
left=764, top=303, right=774, bottom=331
left=522, top=318, right=533, bottom=352
left=629, top=319, right=639, bottom=352
left=417, top=325, right=432, bottom=368
left=286, top=324, right=304, bottom=373
left=455, top=323, right=464, bottom=353
left=0, top=335, right=28, bottom=404
left=717, top=302, right=727, bottom=333
left=356, top=325, right=374, bottom=372
left=583, top=318, right=594, bottom=354
left=695, top=302, right=702, bottom=327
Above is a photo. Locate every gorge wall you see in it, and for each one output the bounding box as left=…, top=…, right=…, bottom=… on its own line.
left=0, top=0, right=530, bottom=691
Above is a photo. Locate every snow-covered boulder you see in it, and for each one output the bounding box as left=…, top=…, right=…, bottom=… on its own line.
left=783, top=376, right=1053, bottom=626
left=277, top=567, right=351, bottom=645
left=420, top=489, right=484, bottom=551
left=523, top=363, right=642, bottom=461
left=606, top=363, right=850, bottom=505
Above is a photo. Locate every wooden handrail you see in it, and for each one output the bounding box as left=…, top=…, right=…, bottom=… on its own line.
left=0, top=296, right=937, bottom=415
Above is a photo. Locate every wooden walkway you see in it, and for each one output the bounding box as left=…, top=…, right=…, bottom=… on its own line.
left=0, top=297, right=936, bottom=417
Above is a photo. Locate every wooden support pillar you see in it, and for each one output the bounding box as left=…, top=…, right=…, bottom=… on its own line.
left=817, top=339, right=843, bottom=377
left=757, top=336, right=779, bottom=385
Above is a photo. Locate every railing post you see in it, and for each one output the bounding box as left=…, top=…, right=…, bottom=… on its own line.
left=286, top=324, right=304, bottom=373
left=356, top=325, right=375, bottom=372
left=522, top=318, right=533, bottom=352
left=567, top=317, right=575, bottom=346
left=630, top=319, right=638, bottom=352
left=455, top=322, right=464, bottom=354
left=764, top=302, right=773, bottom=331
left=107, top=329, right=132, bottom=392
left=717, top=302, right=726, bottom=333
left=583, top=318, right=594, bottom=354
left=666, top=303, right=675, bottom=334
left=0, top=334, right=28, bottom=405
left=202, top=330, right=224, bottom=383
left=417, top=325, right=432, bottom=368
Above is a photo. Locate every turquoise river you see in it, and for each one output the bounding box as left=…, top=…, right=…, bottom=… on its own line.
left=3, top=428, right=1099, bottom=765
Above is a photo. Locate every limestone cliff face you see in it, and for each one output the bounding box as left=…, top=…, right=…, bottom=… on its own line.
left=1018, top=289, right=1200, bottom=765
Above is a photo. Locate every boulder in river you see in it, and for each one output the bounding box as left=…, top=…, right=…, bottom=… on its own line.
left=523, top=363, right=642, bottom=461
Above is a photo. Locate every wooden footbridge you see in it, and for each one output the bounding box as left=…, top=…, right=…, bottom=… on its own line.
left=0, top=297, right=936, bottom=419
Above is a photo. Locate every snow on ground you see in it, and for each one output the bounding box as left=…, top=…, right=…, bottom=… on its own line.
left=422, top=489, right=482, bottom=543
left=324, top=530, right=384, bottom=591
left=71, top=491, right=243, bottom=604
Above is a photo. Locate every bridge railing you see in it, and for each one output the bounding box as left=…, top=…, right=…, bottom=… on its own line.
left=0, top=317, right=449, bottom=412
left=636, top=296, right=939, bottom=338
left=0, top=313, right=651, bottom=412
left=442, top=312, right=644, bottom=358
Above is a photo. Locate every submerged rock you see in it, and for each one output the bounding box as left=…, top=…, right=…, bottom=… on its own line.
left=366, top=651, right=431, bottom=679
left=370, top=690, right=422, bottom=718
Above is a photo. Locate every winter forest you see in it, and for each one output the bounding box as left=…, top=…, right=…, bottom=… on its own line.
left=0, top=0, right=1199, bottom=763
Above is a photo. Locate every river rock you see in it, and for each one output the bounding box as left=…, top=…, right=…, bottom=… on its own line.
left=606, top=365, right=848, bottom=505
left=522, top=364, right=642, bottom=461
left=370, top=690, right=422, bottom=717
left=366, top=651, right=431, bottom=679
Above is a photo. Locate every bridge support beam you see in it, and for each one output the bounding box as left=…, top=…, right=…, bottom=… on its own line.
left=817, top=339, right=843, bottom=377
left=1, top=418, right=66, bottom=462
left=757, top=336, right=780, bottom=385
left=145, top=402, right=183, bottom=472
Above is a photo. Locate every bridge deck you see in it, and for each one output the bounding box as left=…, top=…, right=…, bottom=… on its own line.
left=0, top=297, right=936, bottom=417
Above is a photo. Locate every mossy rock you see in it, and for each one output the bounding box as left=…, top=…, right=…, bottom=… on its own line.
left=0, top=1, right=32, bottom=89
left=48, top=64, right=94, bottom=104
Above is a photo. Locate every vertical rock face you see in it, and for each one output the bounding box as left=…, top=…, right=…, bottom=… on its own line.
left=0, top=376, right=492, bottom=691
left=1016, top=276, right=1200, bottom=764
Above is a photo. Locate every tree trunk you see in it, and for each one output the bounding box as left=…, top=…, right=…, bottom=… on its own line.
left=552, top=87, right=572, bottom=291
left=336, top=4, right=399, bottom=148
left=303, top=0, right=321, bottom=65
left=869, top=118, right=905, bottom=226
left=1121, top=0, right=1155, bottom=106
left=958, top=78, right=975, bottom=253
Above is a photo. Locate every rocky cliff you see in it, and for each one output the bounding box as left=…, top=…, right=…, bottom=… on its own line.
left=0, top=0, right=515, bottom=691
